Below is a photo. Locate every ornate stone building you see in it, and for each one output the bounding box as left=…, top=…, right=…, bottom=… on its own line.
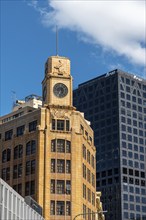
left=0, top=56, right=98, bottom=220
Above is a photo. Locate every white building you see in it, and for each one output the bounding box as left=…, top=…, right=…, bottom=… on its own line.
left=13, top=94, right=42, bottom=112
left=0, top=178, right=45, bottom=220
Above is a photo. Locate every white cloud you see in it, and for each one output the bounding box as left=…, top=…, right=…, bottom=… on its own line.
left=29, top=0, right=146, bottom=67
left=43, top=0, right=146, bottom=67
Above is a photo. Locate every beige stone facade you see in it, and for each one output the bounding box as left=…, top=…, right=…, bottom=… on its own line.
left=0, top=56, right=98, bottom=220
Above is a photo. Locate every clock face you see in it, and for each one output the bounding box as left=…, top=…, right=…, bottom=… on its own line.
left=53, top=83, right=68, bottom=98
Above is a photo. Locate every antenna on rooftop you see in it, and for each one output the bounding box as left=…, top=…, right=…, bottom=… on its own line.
left=11, top=90, right=17, bottom=109
left=56, top=25, right=59, bottom=56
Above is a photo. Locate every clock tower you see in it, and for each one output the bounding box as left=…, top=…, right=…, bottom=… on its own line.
left=0, top=53, right=98, bottom=220
left=42, top=56, right=73, bottom=107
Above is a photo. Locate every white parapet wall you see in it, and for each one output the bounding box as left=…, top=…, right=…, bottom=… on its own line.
left=0, top=178, right=45, bottom=220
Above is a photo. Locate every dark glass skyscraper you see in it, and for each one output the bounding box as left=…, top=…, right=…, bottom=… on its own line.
left=73, top=69, right=146, bottom=220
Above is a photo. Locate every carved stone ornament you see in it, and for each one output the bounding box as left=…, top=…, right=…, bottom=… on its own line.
left=51, top=109, right=71, bottom=119
left=54, top=60, right=65, bottom=74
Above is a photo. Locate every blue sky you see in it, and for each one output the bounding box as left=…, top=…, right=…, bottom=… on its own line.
left=0, top=0, right=146, bottom=116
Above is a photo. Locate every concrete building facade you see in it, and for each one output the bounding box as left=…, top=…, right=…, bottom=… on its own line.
left=0, top=56, right=97, bottom=220
left=0, top=178, right=44, bottom=220
left=73, top=69, right=146, bottom=220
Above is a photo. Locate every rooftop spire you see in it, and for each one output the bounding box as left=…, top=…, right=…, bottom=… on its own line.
left=56, top=25, right=58, bottom=56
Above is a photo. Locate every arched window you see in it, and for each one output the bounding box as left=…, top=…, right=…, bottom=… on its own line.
left=26, top=140, right=36, bottom=155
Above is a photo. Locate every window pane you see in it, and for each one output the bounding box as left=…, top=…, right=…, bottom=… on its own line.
left=66, top=120, right=70, bottom=131
left=66, top=201, right=71, bottom=216
left=50, top=201, right=55, bottom=215
left=29, top=121, right=37, bottom=132
left=51, top=159, right=55, bottom=173
left=31, top=160, right=35, bottom=174
left=57, top=120, right=64, bottom=130
left=51, top=180, right=55, bottom=194
left=66, top=141, right=71, bottom=153
left=57, top=201, right=65, bottom=215
left=57, top=139, right=65, bottom=152
left=26, top=161, right=31, bottom=175
left=26, top=142, right=31, bottom=155
left=51, top=140, right=56, bottom=152
left=31, top=140, right=36, bottom=154
left=57, top=180, right=65, bottom=194
left=52, top=119, right=55, bottom=130
left=57, top=160, right=65, bottom=173
left=66, top=180, right=71, bottom=194
left=66, top=160, right=71, bottom=173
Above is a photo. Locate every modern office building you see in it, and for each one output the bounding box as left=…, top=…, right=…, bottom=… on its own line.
left=0, top=55, right=97, bottom=220
left=0, top=178, right=44, bottom=220
left=73, top=69, right=146, bottom=220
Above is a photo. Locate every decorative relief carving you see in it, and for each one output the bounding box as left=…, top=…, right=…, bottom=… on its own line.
left=51, top=109, right=71, bottom=119
left=54, top=60, right=65, bottom=74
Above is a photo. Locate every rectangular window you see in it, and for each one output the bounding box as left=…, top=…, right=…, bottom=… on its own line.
left=56, top=201, right=65, bottom=215
left=52, top=119, right=70, bottom=131
left=51, top=140, right=56, bottom=152
left=18, top=163, right=22, bottom=177
left=83, top=145, right=86, bottom=159
left=2, top=167, right=10, bottom=181
left=83, top=204, right=86, bottom=219
left=13, top=164, right=22, bottom=179
left=17, top=125, right=25, bottom=136
left=83, top=164, right=86, bottom=179
left=91, top=155, right=95, bottom=169
left=51, top=180, right=55, bottom=194
left=92, top=173, right=95, bottom=187
left=29, top=120, right=37, bottom=132
left=66, top=160, right=71, bottom=173
left=51, top=159, right=55, bottom=173
left=13, top=184, right=22, bottom=195
left=2, top=168, right=6, bottom=180
left=66, top=180, right=71, bottom=194
left=87, top=188, right=91, bottom=203
left=57, top=139, right=65, bottom=152
left=6, top=167, right=10, bottom=180
left=57, top=120, right=64, bottom=130
left=66, top=201, right=71, bottom=216
left=5, top=129, right=13, bottom=141
left=19, top=145, right=23, bottom=158
left=31, top=160, right=35, bottom=174
left=66, top=120, right=70, bottom=131
left=57, top=180, right=65, bottom=194
left=52, top=119, right=55, bottom=130
left=25, top=180, right=35, bottom=196
left=13, top=165, right=17, bottom=179
left=83, top=184, right=86, bottom=199
left=26, top=160, right=35, bottom=175
left=50, top=201, right=55, bottom=215
left=66, top=141, right=71, bottom=153
left=87, top=150, right=90, bottom=164
left=26, top=140, right=36, bottom=155
left=26, top=161, right=31, bottom=175
left=87, top=169, right=91, bottom=183
left=92, top=192, right=95, bottom=205
left=26, top=142, right=31, bottom=155
left=57, top=160, right=65, bottom=173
